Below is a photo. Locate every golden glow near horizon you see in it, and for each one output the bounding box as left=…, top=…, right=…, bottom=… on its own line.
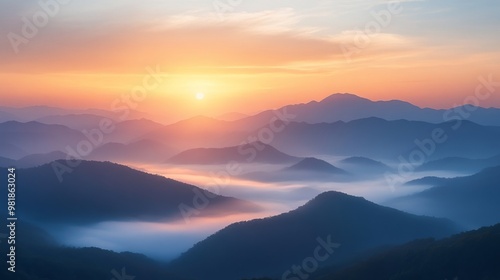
left=1, top=1, right=499, bottom=120
left=196, top=92, right=205, bottom=100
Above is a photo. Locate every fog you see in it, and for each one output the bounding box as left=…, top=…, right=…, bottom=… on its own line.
left=44, top=161, right=470, bottom=261
left=44, top=212, right=276, bottom=261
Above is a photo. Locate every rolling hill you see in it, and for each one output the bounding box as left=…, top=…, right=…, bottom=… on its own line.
left=169, top=191, right=459, bottom=280
left=316, top=223, right=500, bottom=280
left=89, top=139, right=175, bottom=163
left=0, top=222, right=185, bottom=280
left=0, top=155, right=15, bottom=167
left=285, top=157, right=347, bottom=174
left=416, top=154, right=500, bottom=173
left=16, top=151, right=68, bottom=168
left=388, top=166, right=500, bottom=228
left=243, top=157, right=349, bottom=182
left=13, top=161, right=261, bottom=224
left=167, top=142, right=300, bottom=165
left=0, top=121, right=85, bottom=158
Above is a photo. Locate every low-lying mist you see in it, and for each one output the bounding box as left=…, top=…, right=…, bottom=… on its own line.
left=38, top=161, right=471, bottom=261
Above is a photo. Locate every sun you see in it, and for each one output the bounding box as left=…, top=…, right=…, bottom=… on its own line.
left=195, top=92, right=205, bottom=100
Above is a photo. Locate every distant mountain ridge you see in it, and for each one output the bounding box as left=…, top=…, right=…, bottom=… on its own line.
left=142, top=116, right=500, bottom=161
left=417, top=154, right=500, bottom=173
left=242, top=157, right=350, bottom=183
left=167, top=142, right=300, bottom=164
left=245, top=93, right=500, bottom=126
left=338, top=156, right=392, bottom=175
left=388, top=165, right=500, bottom=228
left=0, top=121, right=85, bottom=159
left=285, top=157, right=347, bottom=174
left=268, top=117, right=500, bottom=160
left=0, top=105, right=151, bottom=122
left=3, top=94, right=500, bottom=127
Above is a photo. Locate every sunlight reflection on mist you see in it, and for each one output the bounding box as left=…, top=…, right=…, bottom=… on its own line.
left=48, top=161, right=467, bottom=260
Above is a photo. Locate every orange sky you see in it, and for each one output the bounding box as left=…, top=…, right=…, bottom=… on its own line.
left=1, top=1, right=500, bottom=121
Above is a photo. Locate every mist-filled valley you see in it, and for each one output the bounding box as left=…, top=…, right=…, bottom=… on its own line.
left=1, top=92, right=500, bottom=280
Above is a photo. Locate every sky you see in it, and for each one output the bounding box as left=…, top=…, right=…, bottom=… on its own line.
left=1, top=0, right=500, bottom=121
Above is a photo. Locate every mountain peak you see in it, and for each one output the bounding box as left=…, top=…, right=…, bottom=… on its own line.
left=306, top=191, right=366, bottom=206
left=320, top=93, right=370, bottom=103
left=287, top=157, right=346, bottom=173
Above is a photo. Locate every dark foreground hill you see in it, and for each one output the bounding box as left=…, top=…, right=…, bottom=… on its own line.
left=169, top=191, right=459, bottom=280
left=11, top=161, right=260, bottom=224
left=0, top=221, right=185, bottom=280
left=316, top=223, right=500, bottom=280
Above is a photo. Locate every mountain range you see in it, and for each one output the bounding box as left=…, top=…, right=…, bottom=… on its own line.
left=242, top=157, right=351, bottom=183
left=1, top=93, right=500, bottom=280
left=267, top=117, right=500, bottom=160
left=388, top=165, right=500, bottom=228
left=0, top=105, right=151, bottom=123
left=0, top=121, right=85, bottom=159
left=167, top=142, right=300, bottom=165
left=285, top=157, right=347, bottom=174
left=315, top=223, right=500, bottom=280
left=246, top=93, right=500, bottom=126
left=12, top=161, right=261, bottom=224
left=416, top=154, right=500, bottom=173
left=169, top=191, right=459, bottom=280
left=3, top=94, right=500, bottom=163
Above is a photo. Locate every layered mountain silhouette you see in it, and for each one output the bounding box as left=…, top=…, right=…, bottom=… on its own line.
left=0, top=121, right=85, bottom=159
left=267, top=118, right=500, bottom=160
left=0, top=105, right=150, bottom=122
left=14, top=161, right=261, bottom=224
left=417, top=154, right=500, bottom=173
left=167, top=142, right=299, bottom=165
left=285, top=157, right=347, bottom=174
left=316, top=223, right=500, bottom=280
left=0, top=222, right=185, bottom=280
left=36, top=113, right=114, bottom=130
left=246, top=93, right=500, bottom=126
left=4, top=94, right=500, bottom=127
left=5, top=96, right=499, bottom=163
left=243, top=157, right=350, bottom=182
left=35, top=114, right=166, bottom=143
left=0, top=155, right=15, bottom=167
left=338, top=156, right=392, bottom=176
left=1, top=94, right=500, bottom=280
left=216, top=111, right=249, bottom=121
left=340, top=156, right=390, bottom=169
left=404, top=176, right=449, bottom=186
left=16, top=151, right=68, bottom=168
left=105, top=118, right=166, bottom=143
left=388, top=166, right=500, bottom=228
left=144, top=116, right=250, bottom=150
left=89, top=139, right=174, bottom=163
left=169, top=191, right=459, bottom=280
left=143, top=116, right=500, bottom=161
